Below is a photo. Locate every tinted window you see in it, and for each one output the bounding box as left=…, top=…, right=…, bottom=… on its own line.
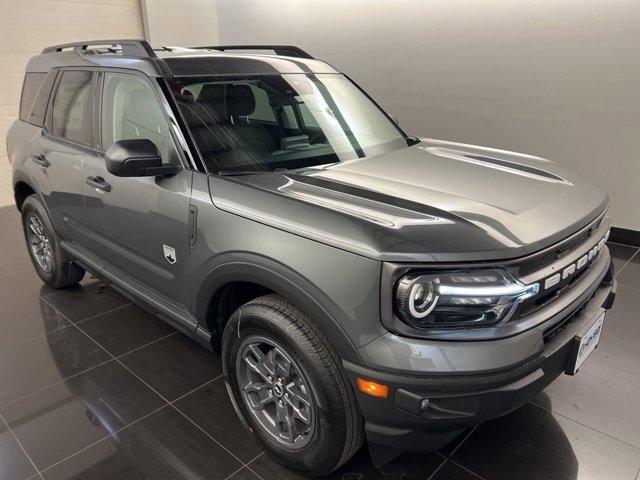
left=51, top=71, right=93, bottom=145
left=19, top=73, right=46, bottom=122
left=169, top=74, right=406, bottom=173
left=101, top=72, right=173, bottom=160
left=27, top=70, right=57, bottom=127
left=247, top=85, right=277, bottom=123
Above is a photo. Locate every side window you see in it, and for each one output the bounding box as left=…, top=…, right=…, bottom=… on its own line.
left=101, top=72, right=173, bottom=161
left=51, top=71, right=94, bottom=145
left=247, top=85, right=276, bottom=123
left=281, top=105, right=299, bottom=129
left=298, top=102, right=319, bottom=128
left=19, top=73, right=46, bottom=122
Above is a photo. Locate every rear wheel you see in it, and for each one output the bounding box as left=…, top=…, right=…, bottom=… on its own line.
left=21, top=195, right=85, bottom=288
left=222, top=294, right=363, bottom=476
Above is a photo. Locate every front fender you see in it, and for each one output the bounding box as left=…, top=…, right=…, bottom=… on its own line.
left=193, top=251, right=367, bottom=364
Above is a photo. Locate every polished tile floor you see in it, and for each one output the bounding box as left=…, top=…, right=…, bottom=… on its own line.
left=1, top=204, right=639, bottom=480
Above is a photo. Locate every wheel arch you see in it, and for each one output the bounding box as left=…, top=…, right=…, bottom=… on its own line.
left=13, top=177, right=37, bottom=211
left=194, top=252, right=363, bottom=364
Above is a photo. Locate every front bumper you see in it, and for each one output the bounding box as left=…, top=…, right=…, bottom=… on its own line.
left=343, top=260, right=616, bottom=452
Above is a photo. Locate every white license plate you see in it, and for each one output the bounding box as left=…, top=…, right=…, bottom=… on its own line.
left=571, top=312, right=605, bottom=374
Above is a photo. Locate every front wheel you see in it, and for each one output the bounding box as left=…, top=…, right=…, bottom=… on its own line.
left=222, top=294, right=363, bottom=476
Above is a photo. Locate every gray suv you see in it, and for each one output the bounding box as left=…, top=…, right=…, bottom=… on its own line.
left=7, top=40, right=616, bottom=476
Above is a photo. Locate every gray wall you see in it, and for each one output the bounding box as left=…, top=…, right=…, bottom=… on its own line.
left=217, top=0, right=640, bottom=231
left=141, top=0, right=218, bottom=46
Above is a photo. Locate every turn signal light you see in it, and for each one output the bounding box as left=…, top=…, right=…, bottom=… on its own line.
left=357, top=378, right=389, bottom=399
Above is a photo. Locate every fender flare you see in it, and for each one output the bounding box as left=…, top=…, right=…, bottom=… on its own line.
left=194, top=251, right=363, bottom=364
left=12, top=169, right=47, bottom=212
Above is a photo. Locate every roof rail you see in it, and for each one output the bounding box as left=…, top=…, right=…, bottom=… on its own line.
left=42, top=39, right=156, bottom=58
left=193, top=45, right=314, bottom=59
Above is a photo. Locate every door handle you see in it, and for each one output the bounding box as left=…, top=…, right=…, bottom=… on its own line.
left=30, top=155, right=50, bottom=168
left=85, top=176, right=112, bottom=193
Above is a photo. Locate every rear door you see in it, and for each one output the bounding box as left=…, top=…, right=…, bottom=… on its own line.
left=27, top=69, right=98, bottom=242
left=81, top=70, right=193, bottom=306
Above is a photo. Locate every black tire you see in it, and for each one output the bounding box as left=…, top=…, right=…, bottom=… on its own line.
left=21, top=195, right=85, bottom=289
left=222, top=294, right=364, bottom=476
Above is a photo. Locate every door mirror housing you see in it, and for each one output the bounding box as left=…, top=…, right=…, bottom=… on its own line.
left=104, top=139, right=180, bottom=177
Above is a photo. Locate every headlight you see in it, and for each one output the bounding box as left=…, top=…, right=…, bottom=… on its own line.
left=395, top=270, right=539, bottom=329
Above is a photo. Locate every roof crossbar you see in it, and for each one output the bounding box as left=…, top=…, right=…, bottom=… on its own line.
left=42, top=39, right=156, bottom=58
left=193, top=45, right=314, bottom=59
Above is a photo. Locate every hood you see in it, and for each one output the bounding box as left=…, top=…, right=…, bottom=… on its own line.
left=209, top=138, right=608, bottom=262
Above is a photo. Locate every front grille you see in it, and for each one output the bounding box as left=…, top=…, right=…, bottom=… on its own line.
left=517, top=257, right=594, bottom=317
left=542, top=290, right=595, bottom=343
left=518, top=220, right=600, bottom=277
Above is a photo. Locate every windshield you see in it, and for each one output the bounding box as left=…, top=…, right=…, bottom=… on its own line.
left=168, top=73, right=407, bottom=173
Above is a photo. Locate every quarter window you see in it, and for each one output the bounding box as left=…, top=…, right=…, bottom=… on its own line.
left=19, top=73, right=46, bottom=122
left=51, top=71, right=94, bottom=145
left=27, top=71, right=58, bottom=127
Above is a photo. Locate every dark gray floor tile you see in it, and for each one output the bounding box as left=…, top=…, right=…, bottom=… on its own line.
left=533, top=317, right=640, bottom=448
left=250, top=447, right=444, bottom=479
left=0, top=270, right=56, bottom=301
left=0, top=295, right=71, bottom=349
left=0, top=361, right=165, bottom=470
left=0, top=207, right=26, bottom=256
left=0, top=264, right=13, bottom=279
left=617, top=262, right=640, bottom=290
left=173, top=377, right=261, bottom=463
left=437, top=428, right=474, bottom=457
left=613, top=257, right=627, bottom=276
left=0, top=421, right=38, bottom=480
left=0, top=247, right=33, bottom=276
left=40, top=405, right=242, bottom=480
left=76, top=304, right=175, bottom=357
left=452, top=403, right=640, bottom=480
left=228, top=467, right=261, bottom=480
left=607, top=242, right=639, bottom=261
left=0, top=327, right=112, bottom=406
left=44, top=283, right=130, bottom=323
left=431, top=461, right=483, bottom=480
left=609, top=284, right=640, bottom=326
left=119, top=333, right=222, bottom=401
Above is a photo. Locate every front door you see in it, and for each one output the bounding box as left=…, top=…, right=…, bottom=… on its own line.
left=81, top=71, right=192, bottom=306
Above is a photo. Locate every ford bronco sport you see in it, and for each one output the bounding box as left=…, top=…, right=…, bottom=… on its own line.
left=7, top=40, right=616, bottom=476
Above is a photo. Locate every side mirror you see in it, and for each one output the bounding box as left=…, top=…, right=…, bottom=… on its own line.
left=105, top=139, right=180, bottom=177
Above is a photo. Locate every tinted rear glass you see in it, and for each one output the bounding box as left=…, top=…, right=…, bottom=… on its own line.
left=51, top=70, right=93, bottom=146
left=26, top=70, right=57, bottom=127
left=19, top=73, right=46, bottom=122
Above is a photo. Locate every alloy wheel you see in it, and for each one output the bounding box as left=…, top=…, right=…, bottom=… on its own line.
left=236, top=335, right=315, bottom=449
left=26, top=214, right=54, bottom=273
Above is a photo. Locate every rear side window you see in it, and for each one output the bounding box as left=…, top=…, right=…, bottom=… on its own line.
left=19, top=73, right=46, bottom=122
left=51, top=71, right=94, bottom=146
left=26, top=71, right=57, bottom=127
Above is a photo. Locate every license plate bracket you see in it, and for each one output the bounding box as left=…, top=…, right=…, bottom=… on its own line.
left=565, top=311, right=605, bottom=375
